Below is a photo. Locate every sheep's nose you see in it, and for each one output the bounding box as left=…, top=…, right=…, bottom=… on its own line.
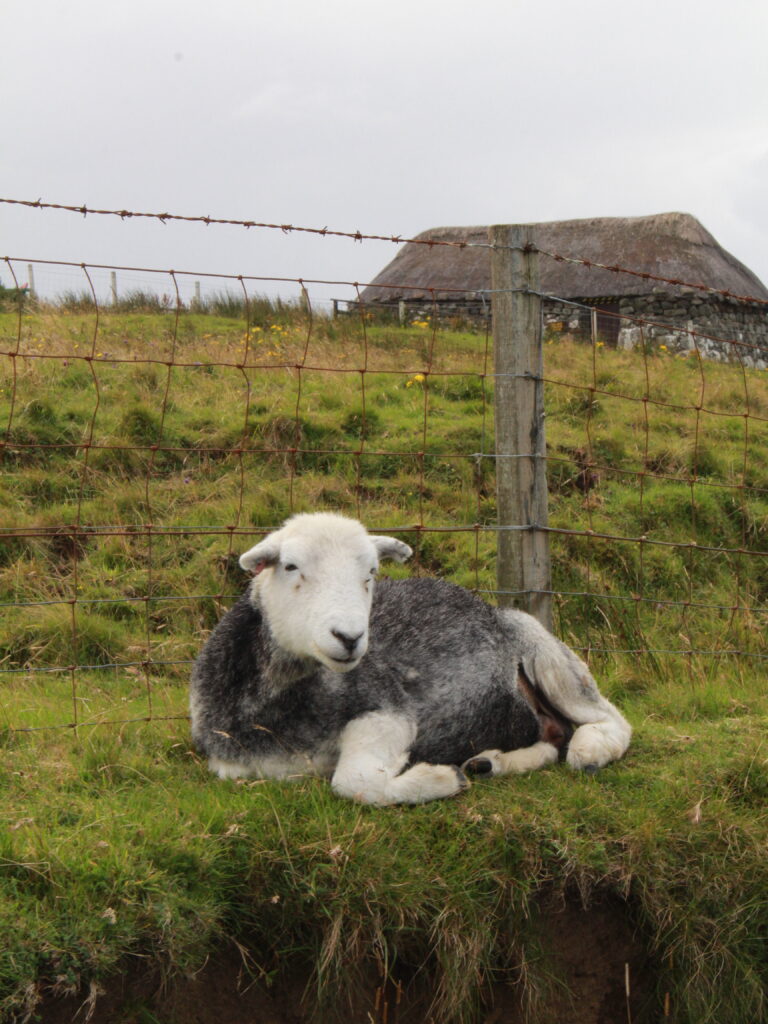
left=331, top=629, right=364, bottom=654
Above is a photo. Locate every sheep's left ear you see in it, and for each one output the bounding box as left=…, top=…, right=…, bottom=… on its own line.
left=239, top=537, right=281, bottom=574
left=370, top=536, right=413, bottom=563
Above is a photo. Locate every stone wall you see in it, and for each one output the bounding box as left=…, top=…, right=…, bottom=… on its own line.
left=543, top=294, right=768, bottom=369
left=347, top=295, right=768, bottom=368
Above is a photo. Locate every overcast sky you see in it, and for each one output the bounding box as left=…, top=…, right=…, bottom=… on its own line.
left=3, top=0, right=767, bottom=307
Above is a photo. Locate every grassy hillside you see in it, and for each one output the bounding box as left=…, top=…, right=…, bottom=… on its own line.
left=1, top=303, right=767, bottom=1022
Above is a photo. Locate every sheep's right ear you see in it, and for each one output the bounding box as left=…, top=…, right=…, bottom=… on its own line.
left=370, top=536, right=413, bottom=564
left=239, top=537, right=281, bottom=575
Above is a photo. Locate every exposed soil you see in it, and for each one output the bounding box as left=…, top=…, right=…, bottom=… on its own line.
left=29, top=891, right=662, bottom=1024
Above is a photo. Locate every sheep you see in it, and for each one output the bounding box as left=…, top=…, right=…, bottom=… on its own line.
left=190, top=512, right=631, bottom=805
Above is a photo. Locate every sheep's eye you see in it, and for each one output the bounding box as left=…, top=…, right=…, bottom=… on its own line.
left=284, top=563, right=298, bottom=572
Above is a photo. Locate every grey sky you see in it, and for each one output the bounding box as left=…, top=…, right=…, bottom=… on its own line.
left=3, top=0, right=767, bottom=307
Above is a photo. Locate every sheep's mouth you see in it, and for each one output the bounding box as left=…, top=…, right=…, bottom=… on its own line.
left=330, top=654, right=361, bottom=668
left=312, top=642, right=366, bottom=673
left=321, top=652, right=363, bottom=673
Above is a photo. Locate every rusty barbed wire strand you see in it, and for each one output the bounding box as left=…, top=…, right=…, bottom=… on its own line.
left=0, top=196, right=482, bottom=249
left=4, top=197, right=768, bottom=305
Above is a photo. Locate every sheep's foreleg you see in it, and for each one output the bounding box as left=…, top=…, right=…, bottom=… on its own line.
left=331, top=711, right=469, bottom=805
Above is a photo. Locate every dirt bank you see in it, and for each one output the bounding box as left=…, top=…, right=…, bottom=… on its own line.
left=30, top=891, right=661, bottom=1023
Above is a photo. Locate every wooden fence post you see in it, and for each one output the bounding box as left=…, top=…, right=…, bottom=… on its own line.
left=489, top=224, right=552, bottom=629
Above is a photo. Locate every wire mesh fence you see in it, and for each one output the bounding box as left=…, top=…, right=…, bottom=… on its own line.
left=2, top=204, right=767, bottom=734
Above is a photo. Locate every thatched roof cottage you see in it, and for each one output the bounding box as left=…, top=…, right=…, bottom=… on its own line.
left=357, top=213, right=768, bottom=366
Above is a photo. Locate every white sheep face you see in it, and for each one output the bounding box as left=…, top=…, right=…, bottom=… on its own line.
left=239, top=514, right=412, bottom=673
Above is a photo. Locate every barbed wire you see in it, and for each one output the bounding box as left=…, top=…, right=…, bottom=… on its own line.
left=0, top=196, right=478, bottom=249
left=3, top=196, right=768, bottom=306
left=533, top=247, right=768, bottom=306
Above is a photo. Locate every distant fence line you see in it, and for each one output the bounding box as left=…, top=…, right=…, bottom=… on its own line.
left=11, top=261, right=322, bottom=312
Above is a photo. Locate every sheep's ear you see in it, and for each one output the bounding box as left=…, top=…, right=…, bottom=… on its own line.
left=239, top=537, right=281, bottom=574
left=370, top=536, right=413, bottom=564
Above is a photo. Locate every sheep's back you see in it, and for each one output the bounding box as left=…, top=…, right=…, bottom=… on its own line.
left=370, top=576, right=500, bottom=656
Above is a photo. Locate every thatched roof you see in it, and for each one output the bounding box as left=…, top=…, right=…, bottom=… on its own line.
left=359, top=213, right=768, bottom=304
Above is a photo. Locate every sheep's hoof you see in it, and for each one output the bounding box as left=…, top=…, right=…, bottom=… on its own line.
left=582, top=763, right=600, bottom=775
left=453, top=766, right=471, bottom=792
left=462, top=757, right=494, bottom=777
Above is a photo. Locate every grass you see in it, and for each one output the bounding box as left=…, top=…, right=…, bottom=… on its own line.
left=1, top=302, right=767, bottom=1021
left=3, top=715, right=767, bottom=1022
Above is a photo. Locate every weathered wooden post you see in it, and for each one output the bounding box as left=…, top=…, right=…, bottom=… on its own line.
left=27, top=265, right=36, bottom=300
left=110, top=271, right=118, bottom=306
left=489, top=224, right=552, bottom=629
